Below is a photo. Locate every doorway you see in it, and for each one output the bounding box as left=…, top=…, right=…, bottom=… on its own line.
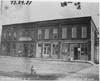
left=74, top=47, right=79, bottom=60
left=36, top=42, right=42, bottom=58
left=23, top=44, right=28, bottom=57
left=43, top=43, right=51, bottom=58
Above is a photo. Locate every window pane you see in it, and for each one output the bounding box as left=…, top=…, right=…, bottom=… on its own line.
left=82, top=27, right=87, bottom=38
left=3, top=32, right=6, bottom=39
left=72, top=27, right=77, bottom=38
left=38, top=29, right=42, bottom=35
left=38, top=29, right=42, bottom=39
left=53, top=28, right=57, bottom=34
left=45, top=29, right=49, bottom=39
left=14, top=32, right=17, bottom=40
left=62, top=28, right=67, bottom=38
left=8, top=31, right=12, bottom=40
left=53, top=28, right=58, bottom=39
left=12, top=43, right=16, bottom=49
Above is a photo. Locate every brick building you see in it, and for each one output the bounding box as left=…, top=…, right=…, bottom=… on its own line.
left=0, top=16, right=99, bottom=62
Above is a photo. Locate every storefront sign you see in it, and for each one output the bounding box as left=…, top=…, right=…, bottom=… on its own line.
left=19, top=37, right=32, bottom=41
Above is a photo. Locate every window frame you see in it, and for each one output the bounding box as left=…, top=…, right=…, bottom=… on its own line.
left=62, top=27, right=67, bottom=39
left=82, top=26, right=87, bottom=38
left=72, top=27, right=77, bottom=38
left=53, top=28, right=58, bottom=39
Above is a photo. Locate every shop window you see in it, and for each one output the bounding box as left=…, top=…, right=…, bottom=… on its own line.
left=81, top=47, right=87, bottom=55
left=44, top=43, right=51, bottom=54
left=2, top=44, right=6, bottom=51
left=52, top=43, right=59, bottom=55
left=62, top=43, right=68, bottom=55
left=38, top=43, right=42, bottom=47
left=30, top=44, right=35, bottom=57
left=53, top=28, right=58, bottom=39
left=82, top=27, right=87, bottom=38
left=62, top=28, right=67, bottom=39
left=72, top=27, right=77, bottom=38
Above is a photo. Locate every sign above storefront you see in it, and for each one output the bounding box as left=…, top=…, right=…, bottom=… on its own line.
left=19, top=37, right=32, bottom=41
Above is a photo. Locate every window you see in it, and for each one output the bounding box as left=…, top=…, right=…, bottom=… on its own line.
left=8, top=31, right=12, bottom=40
left=2, top=43, right=6, bottom=51
left=81, top=44, right=87, bottom=56
left=12, top=43, right=16, bottom=49
left=3, top=32, right=6, bottom=39
left=62, top=28, right=67, bottom=38
left=82, top=27, right=87, bottom=38
left=72, top=27, right=77, bottom=38
left=19, top=31, right=22, bottom=37
left=38, top=29, right=42, bottom=39
left=23, top=30, right=30, bottom=37
left=31, top=30, right=35, bottom=39
left=45, top=29, right=49, bottom=39
left=14, top=32, right=17, bottom=40
left=53, top=28, right=58, bottom=39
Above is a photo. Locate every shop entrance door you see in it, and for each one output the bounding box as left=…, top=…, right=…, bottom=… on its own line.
left=74, top=47, right=79, bottom=60
left=43, top=43, right=51, bottom=58
left=23, top=44, right=28, bottom=57
left=36, top=42, right=42, bottom=58
left=23, top=43, right=35, bottom=57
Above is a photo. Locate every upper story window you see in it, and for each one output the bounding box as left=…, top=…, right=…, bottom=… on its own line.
left=62, top=27, right=67, bottom=39
left=19, top=31, right=22, bottom=37
left=82, top=27, right=87, bottom=38
left=72, top=27, right=77, bottom=38
left=38, top=29, right=42, bottom=39
left=45, top=29, right=49, bottom=39
left=13, top=32, right=17, bottom=40
left=23, top=30, right=30, bottom=37
left=3, top=32, right=6, bottom=40
left=8, top=31, right=12, bottom=40
left=30, top=30, right=35, bottom=39
left=53, top=28, right=58, bottom=39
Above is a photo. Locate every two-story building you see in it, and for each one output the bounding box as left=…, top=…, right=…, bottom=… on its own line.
left=0, top=16, right=99, bottom=62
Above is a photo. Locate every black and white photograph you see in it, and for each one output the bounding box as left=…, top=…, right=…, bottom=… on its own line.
left=0, top=0, right=99, bottom=81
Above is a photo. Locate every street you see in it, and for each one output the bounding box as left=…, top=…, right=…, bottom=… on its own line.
left=0, top=56, right=99, bottom=81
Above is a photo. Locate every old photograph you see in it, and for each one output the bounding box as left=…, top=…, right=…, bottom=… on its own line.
left=0, top=0, right=99, bottom=81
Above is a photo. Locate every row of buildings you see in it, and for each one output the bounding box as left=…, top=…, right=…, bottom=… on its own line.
left=0, top=16, right=99, bottom=62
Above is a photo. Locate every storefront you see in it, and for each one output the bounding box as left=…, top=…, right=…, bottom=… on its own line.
left=60, top=42, right=88, bottom=61
left=16, top=42, right=36, bottom=57
left=36, top=41, right=60, bottom=59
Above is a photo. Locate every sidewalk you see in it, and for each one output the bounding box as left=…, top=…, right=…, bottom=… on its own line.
left=58, top=64, right=99, bottom=81
left=0, top=56, right=95, bottom=65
